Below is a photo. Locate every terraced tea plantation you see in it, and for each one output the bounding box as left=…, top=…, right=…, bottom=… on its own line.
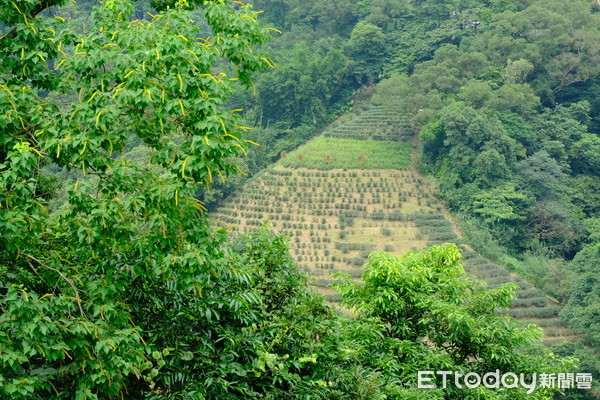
left=212, top=105, right=576, bottom=344
left=322, top=103, right=413, bottom=141
left=213, top=165, right=440, bottom=298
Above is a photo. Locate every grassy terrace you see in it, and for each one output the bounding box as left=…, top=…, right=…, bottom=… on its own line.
left=281, top=137, right=412, bottom=169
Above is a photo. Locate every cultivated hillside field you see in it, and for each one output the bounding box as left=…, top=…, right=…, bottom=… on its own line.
left=212, top=104, right=577, bottom=345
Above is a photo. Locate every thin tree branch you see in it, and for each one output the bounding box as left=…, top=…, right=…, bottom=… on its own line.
left=23, top=252, right=88, bottom=319
left=1, top=1, right=62, bottom=42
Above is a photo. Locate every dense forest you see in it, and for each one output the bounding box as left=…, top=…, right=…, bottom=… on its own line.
left=0, top=0, right=599, bottom=399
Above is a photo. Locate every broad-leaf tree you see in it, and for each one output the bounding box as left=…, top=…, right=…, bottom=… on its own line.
left=335, top=244, right=577, bottom=400
left=0, top=0, right=275, bottom=397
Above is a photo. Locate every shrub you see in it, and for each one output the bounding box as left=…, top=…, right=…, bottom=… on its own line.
left=511, top=297, right=548, bottom=308
left=516, top=288, right=546, bottom=299
left=509, top=306, right=561, bottom=319
left=428, top=232, right=458, bottom=241
left=381, top=228, right=393, bottom=236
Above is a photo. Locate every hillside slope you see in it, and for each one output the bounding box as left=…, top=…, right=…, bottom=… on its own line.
left=212, top=104, right=576, bottom=345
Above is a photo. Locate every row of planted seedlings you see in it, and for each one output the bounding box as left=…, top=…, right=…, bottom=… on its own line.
left=315, top=170, right=419, bottom=178
left=212, top=168, right=442, bottom=278
left=323, top=127, right=412, bottom=142
left=219, top=205, right=427, bottom=240
left=324, top=132, right=408, bottom=142
left=408, top=211, right=461, bottom=246
left=323, top=105, right=413, bottom=141
left=286, top=169, right=420, bottom=179
left=460, top=250, right=573, bottom=341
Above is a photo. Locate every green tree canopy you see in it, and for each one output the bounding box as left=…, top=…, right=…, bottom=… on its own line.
left=1, top=0, right=276, bottom=397
left=335, top=244, right=576, bottom=399
left=345, top=21, right=387, bottom=84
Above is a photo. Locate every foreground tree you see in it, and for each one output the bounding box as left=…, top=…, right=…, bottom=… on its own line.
left=1, top=0, right=275, bottom=397
left=335, top=244, right=577, bottom=399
